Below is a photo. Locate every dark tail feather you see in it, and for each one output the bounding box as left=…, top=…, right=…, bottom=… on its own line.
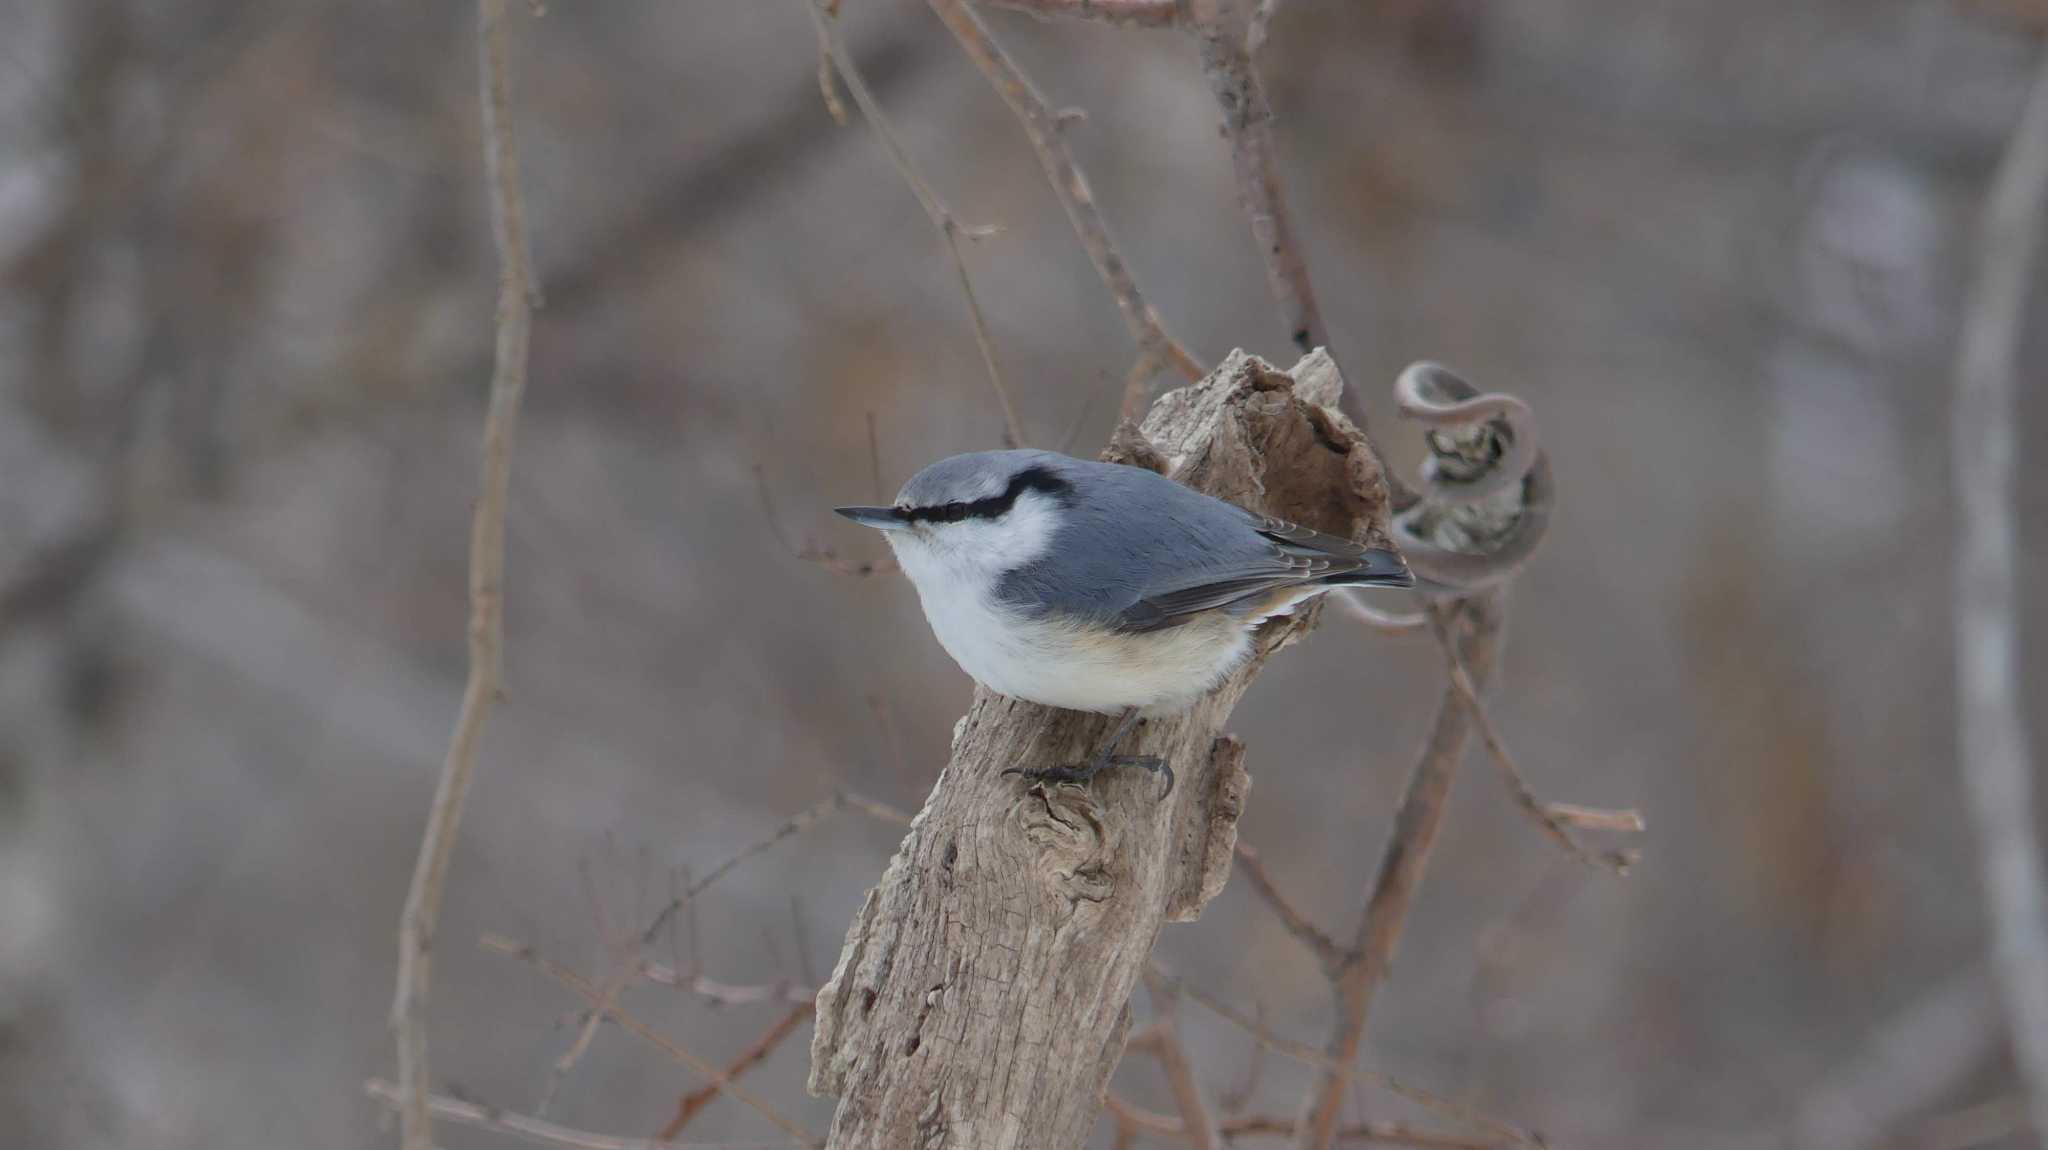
left=1327, top=547, right=1415, bottom=589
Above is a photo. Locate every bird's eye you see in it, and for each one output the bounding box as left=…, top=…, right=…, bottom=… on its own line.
left=943, top=502, right=965, bottom=521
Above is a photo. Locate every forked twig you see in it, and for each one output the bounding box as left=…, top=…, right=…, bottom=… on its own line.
left=805, top=0, right=1025, bottom=447
left=391, top=5, right=534, bottom=1147
left=754, top=465, right=899, bottom=578
left=1158, top=964, right=1544, bottom=1148
left=641, top=790, right=911, bottom=947
left=927, top=0, right=1204, bottom=412
left=1189, top=0, right=1325, bottom=361
left=1431, top=618, right=1642, bottom=874
left=483, top=937, right=821, bottom=1145
left=656, top=1002, right=816, bottom=1141
left=1234, top=842, right=1345, bottom=972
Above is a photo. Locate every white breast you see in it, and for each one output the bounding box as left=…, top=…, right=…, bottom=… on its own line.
left=885, top=495, right=1253, bottom=714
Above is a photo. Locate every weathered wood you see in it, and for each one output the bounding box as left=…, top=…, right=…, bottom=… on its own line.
left=809, top=349, right=1396, bottom=1150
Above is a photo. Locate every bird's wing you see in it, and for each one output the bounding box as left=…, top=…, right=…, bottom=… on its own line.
left=1113, top=518, right=1375, bottom=634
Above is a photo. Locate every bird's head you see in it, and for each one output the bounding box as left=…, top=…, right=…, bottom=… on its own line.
left=835, top=449, right=1076, bottom=586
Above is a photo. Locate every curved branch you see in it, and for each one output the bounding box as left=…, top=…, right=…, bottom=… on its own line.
left=1386, top=363, right=1552, bottom=593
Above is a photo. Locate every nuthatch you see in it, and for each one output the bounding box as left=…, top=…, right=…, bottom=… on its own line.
left=838, top=449, right=1413, bottom=796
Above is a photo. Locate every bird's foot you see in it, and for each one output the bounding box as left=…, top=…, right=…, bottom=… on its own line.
left=1003, top=755, right=1174, bottom=801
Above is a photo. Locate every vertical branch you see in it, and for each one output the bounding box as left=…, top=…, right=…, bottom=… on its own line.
left=390, top=3, right=535, bottom=1147
left=1188, top=2, right=1325, bottom=359
left=1952, top=46, right=2048, bottom=1137
left=1292, top=594, right=1502, bottom=1150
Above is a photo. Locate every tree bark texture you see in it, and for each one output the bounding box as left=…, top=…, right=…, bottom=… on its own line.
left=809, top=349, right=1397, bottom=1149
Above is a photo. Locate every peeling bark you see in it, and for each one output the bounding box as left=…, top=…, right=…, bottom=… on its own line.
left=810, top=350, right=1395, bottom=1149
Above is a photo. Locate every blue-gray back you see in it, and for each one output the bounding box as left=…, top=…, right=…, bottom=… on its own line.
left=894, top=449, right=1394, bottom=631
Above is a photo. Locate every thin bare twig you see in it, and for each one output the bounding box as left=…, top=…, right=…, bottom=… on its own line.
left=754, top=465, right=899, bottom=578
left=1540, top=804, right=1647, bottom=833
left=1142, top=971, right=1225, bottom=1150
left=391, top=5, right=534, bottom=1147
left=981, top=0, right=1186, bottom=27
left=1119, top=351, right=1162, bottom=428
left=864, top=411, right=885, bottom=502
left=1234, top=842, right=1345, bottom=972
left=926, top=0, right=1204, bottom=409
left=1219, top=1000, right=1269, bottom=1115
left=482, top=937, right=820, bottom=1145
left=806, top=0, right=1026, bottom=447
left=641, top=790, right=910, bottom=946
left=1952, top=45, right=2048, bottom=1138
left=810, top=10, right=848, bottom=126
left=534, top=860, right=643, bottom=1115
left=1058, top=385, right=1107, bottom=455
left=1106, top=1095, right=1505, bottom=1149
left=1188, top=3, right=1326, bottom=364
left=484, top=931, right=817, bottom=1009
left=1432, top=620, right=1641, bottom=874
left=365, top=1080, right=806, bottom=1150
left=1162, top=968, right=1541, bottom=1148
left=638, top=959, right=818, bottom=1007
left=540, top=959, right=637, bottom=1116
left=656, top=1002, right=816, bottom=1141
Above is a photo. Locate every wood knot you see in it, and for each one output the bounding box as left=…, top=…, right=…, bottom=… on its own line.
left=1015, top=785, right=1117, bottom=906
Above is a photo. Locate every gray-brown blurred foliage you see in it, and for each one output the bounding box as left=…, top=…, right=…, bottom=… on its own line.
left=1, top=1, right=2045, bottom=1147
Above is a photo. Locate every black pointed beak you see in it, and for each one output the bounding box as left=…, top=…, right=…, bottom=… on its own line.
left=834, top=505, right=910, bottom=532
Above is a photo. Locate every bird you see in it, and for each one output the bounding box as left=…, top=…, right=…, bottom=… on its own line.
left=835, top=448, right=1414, bottom=797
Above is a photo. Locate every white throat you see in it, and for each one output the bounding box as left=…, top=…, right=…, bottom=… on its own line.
left=883, top=492, right=1065, bottom=698
left=884, top=489, right=1060, bottom=600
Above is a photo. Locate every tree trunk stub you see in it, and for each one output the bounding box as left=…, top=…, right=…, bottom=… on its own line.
left=810, top=349, right=1396, bottom=1149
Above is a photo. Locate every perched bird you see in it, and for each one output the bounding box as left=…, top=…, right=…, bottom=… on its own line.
left=836, top=449, right=1414, bottom=795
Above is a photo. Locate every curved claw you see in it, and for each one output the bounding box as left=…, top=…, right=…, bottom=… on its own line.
left=1001, top=757, right=1174, bottom=803
left=1112, top=754, right=1174, bottom=801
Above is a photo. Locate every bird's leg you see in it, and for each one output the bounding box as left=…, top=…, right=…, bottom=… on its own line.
left=1003, top=706, right=1174, bottom=800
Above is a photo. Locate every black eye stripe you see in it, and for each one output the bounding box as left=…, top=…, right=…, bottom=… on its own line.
left=903, top=466, right=1071, bottom=524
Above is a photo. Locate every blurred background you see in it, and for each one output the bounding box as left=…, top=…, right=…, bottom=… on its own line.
left=2, top=1, right=2046, bottom=1147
